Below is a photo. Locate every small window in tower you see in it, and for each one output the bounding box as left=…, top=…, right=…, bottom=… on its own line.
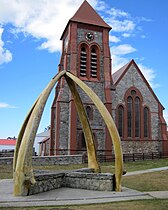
left=91, top=48, right=97, bottom=78
left=80, top=47, right=87, bottom=77
left=86, top=105, right=93, bottom=121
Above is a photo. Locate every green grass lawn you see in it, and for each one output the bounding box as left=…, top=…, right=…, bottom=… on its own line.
left=0, top=158, right=168, bottom=210
left=0, top=199, right=168, bottom=210
left=122, top=170, right=168, bottom=191
left=0, top=158, right=168, bottom=179
left=101, top=158, right=168, bottom=174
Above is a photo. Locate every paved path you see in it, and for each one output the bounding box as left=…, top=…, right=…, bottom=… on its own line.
left=0, top=179, right=152, bottom=207
left=0, top=167, right=168, bottom=207
left=125, top=166, right=168, bottom=176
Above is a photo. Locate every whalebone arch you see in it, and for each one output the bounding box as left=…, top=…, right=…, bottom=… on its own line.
left=13, top=70, right=123, bottom=196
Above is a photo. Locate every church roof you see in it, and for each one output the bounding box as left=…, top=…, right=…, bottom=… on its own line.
left=70, top=0, right=111, bottom=29
left=113, top=60, right=132, bottom=84
left=112, top=59, right=165, bottom=109
left=61, top=0, right=111, bottom=39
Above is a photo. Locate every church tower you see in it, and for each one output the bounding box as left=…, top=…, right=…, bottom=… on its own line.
left=50, top=1, right=113, bottom=156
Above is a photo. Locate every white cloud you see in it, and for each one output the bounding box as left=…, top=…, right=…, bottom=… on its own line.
left=111, top=44, right=136, bottom=55
left=111, top=54, right=158, bottom=89
left=107, top=19, right=135, bottom=32
left=122, top=33, right=132, bottom=38
left=111, top=44, right=136, bottom=72
left=105, top=4, right=158, bottom=89
left=103, top=6, right=136, bottom=33
left=95, top=0, right=106, bottom=11
left=109, top=35, right=120, bottom=43
left=107, top=8, right=129, bottom=18
left=137, top=16, right=152, bottom=23
left=112, top=54, right=130, bottom=73
left=163, top=110, right=168, bottom=125
left=0, top=0, right=98, bottom=53
left=141, top=35, right=146, bottom=39
left=0, top=0, right=150, bottom=54
left=0, top=27, right=12, bottom=65
left=138, top=63, right=159, bottom=88
left=0, top=102, right=17, bottom=109
left=111, top=45, right=158, bottom=88
left=0, top=0, right=159, bottom=90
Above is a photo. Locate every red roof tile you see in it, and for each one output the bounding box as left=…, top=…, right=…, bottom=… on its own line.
left=70, top=0, right=111, bottom=29
left=61, top=0, right=111, bottom=39
left=0, top=139, right=16, bottom=146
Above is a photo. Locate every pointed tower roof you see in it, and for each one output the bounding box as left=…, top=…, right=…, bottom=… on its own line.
left=61, top=0, right=111, bottom=39
left=71, top=0, right=111, bottom=29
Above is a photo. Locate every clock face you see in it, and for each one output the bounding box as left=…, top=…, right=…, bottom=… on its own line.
left=85, top=32, right=94, bottom=41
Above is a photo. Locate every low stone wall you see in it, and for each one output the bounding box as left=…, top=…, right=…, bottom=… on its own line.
left=0, top=155, right=83, bottom=165
left=64, top=172, right=113, bottom=191
left=0, top=157, right=13, bottom=165
left=32, top=155, right=83, bottom=166
left=28, top=168, right=114, bottom=195
left=29, top=172, right=65, bottom=195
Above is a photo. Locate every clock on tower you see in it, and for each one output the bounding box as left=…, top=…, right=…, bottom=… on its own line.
left=85, top=32, right=94, bottom=41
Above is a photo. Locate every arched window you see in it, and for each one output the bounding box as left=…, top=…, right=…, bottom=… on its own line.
left=79, top=44, right=100, bottom=79
left=86, top=105, right=93, bottom=121
left=90, top=48, right=97, bottom=78
left=80, top=46, right=87, bottom=77
left=124, top=88, right=151, bottom=140
left=127, top=96, right=133, bottom=137
left=118, top=105, right=124, bottom=137
left=81, top=132, right=86, bottom=150
left=135, top=97, right=140, bottom=137
left=125, top=89, right=142, bottom=139
left=144, top=107, right=149, bottom=138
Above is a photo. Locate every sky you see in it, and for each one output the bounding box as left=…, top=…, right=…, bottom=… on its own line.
left=0, top=0, right=168, bottom=138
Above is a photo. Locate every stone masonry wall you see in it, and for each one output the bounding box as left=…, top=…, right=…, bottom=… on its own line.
left=59, top=102, right=69, bottom=153
left=29, top=168, right=114, bottom=195
left=64, top=171, right=113, bottom=191
left=0, top=155, right=83, bottom=165
left=76, top=81, right=106, bottom=151
left=121, top=140, right=162, bottom=154
left=112, top=64, right=159, bottom=140
left=29, top=172, right=65, bottom=195
left=55, top=81, right=70, bottom=154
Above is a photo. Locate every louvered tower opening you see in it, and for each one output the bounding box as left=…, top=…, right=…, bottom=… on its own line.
left=80, top=47, right=87, bottom=77
left=91, top=48, right=97, bottom=78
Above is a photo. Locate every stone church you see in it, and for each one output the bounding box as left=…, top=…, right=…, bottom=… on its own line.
left=40, top=1, right=168, bottom=157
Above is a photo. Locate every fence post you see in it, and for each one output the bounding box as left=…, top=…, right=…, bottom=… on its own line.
left=123, top=154, right=125, bottom=162
left=133, top=153, right=135, bottom=161
left=152, top=153, right=154, bottom=159
left=159, top=152, right=162, bottom=159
